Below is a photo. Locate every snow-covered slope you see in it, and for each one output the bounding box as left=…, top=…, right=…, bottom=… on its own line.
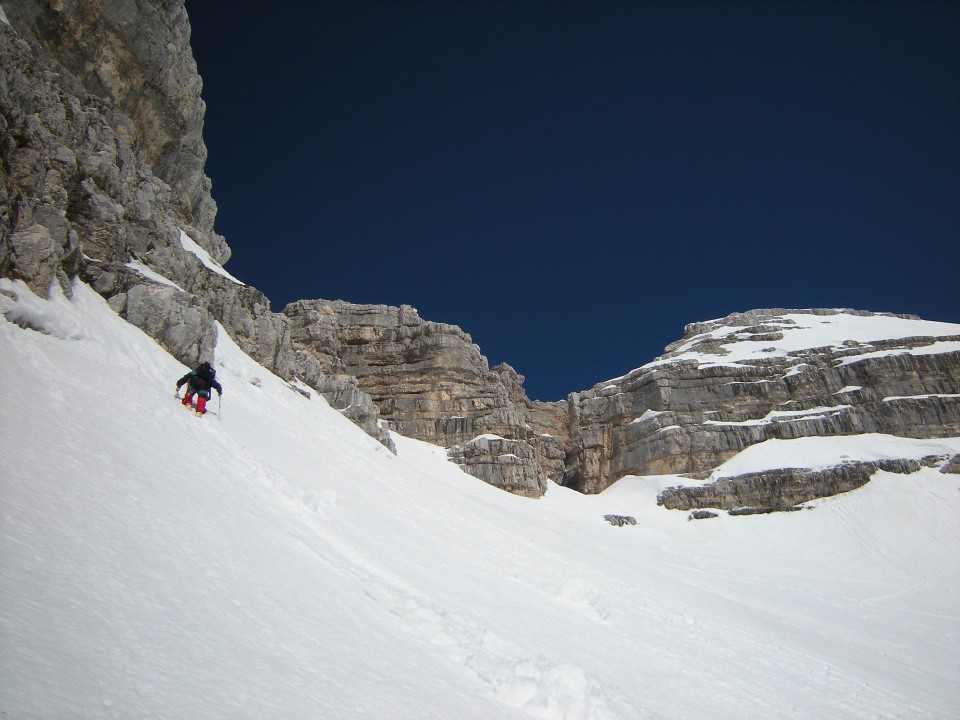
left=2, top=280, right=959, bottom=719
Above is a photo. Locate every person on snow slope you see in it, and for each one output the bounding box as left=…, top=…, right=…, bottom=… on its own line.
left=176, top=361, right=222, bottom=415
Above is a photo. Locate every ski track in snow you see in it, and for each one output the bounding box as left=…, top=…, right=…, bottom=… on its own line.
left=1, top=280, right=959, bottom=719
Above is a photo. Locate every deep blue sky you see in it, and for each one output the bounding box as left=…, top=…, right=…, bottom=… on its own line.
left=185, top=1, right=959, bottom=401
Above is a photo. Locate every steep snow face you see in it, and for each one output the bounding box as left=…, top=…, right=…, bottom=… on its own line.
left=1, top=281, right=959, bottom=719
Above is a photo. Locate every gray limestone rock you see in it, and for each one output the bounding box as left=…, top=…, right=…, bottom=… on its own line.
left=120, top=282, right=217, bottom=367
left=939, top=454, right=960, bottom=475
left=494, top=361, right=570, bottom=486
left=5, top=223, right=60, bottom=295
left=658, top=456, right=950, bottom=512
left=284, top=299, right=564, bottom=494
left=566, top=309, right=960, bottom=495
left=0, top=1, right=394, bottom=452
left=1, top=2, right=218, bottom=289
left=294, top=348, right=396, bottom=452
left=447, top=435, right=547, bottom=498
left=2, top=0, right=224, bottom=258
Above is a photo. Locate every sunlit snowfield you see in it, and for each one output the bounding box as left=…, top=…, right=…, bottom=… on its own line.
left=2, top=279, right=958, bottom=719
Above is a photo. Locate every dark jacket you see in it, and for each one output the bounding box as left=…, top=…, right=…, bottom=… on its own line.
left=177, top=363, right=223, bottom=395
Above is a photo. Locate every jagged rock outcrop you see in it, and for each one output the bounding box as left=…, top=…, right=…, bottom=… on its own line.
left=941, top=454, right=960, bottom=475
left=566, top=309, right=960, bottom=495
left=1, top=0, right=222, bottom=328
left=284, top=299, right=568, bottom=494
left=495, top=360, right=570, bottom=485
left=283, top=301, right=523, bottom=451
left=0, top=1, right=392, bottom=450
left=658, top=456, right=951, bottom=512
left=447, top=435, right=547, bottom=497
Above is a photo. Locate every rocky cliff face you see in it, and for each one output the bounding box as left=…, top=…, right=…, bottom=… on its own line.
left=281, top=302, right=958, bottom=503
left=1, top=0, right=230, bottom=338
left=565, top=309, right=960, bottom=499
left=2, top=0, right=223, bottom=261
left=283, top=299, right=568, bottom=496
left=0, top=0, right=392, bottom=449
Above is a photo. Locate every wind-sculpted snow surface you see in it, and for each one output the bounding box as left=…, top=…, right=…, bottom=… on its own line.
left=2, top=281, right=959, bottom=719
